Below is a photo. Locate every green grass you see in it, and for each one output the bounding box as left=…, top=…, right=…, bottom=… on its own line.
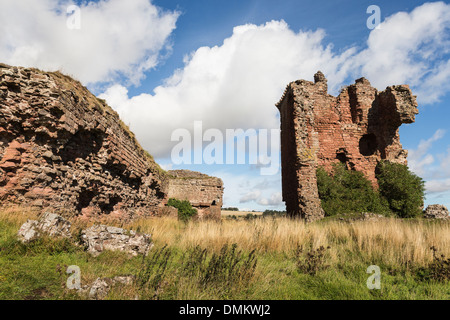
left=0, top=213, right=449, bottom=300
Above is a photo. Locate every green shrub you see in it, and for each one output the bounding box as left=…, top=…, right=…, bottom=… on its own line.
left=137, top=245, right=173, bottom=299
left=262, top=210, right=286, bottom=218
left=376, top=160, right=425, bottom=218
left=294, top=245, right=331, bottom=276
left=167, top=198, right=198, bottom=222
left=181, top=243, right=257, bottom=295
left=316, top=163, right=390, bottom=217
left=415, top=246, right=450, bottom=283
left=223, top=207, right=239, bottom=211
left=244, top=213, right=258, bottom=220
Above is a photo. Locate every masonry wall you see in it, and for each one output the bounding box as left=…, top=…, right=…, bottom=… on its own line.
left=0, top=64, right=168, bottom=220
left=167, top=170, right=223, bottom=220
left=276, top=71, right=418, bottom=221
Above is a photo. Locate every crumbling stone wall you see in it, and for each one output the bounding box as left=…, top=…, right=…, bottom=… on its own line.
left=167, top=170, right=223, bottom=220
left=276, top=71, right=418, bottom=221
left=0, top=64, right=168, bottom=220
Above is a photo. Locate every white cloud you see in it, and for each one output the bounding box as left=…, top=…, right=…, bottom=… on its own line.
left=355, top=1, right=450, bottom=103
left=207, top=169, right=283, bottom=210
left=256, top=192, right=283, bottom=207
left=101, top=2, right=450, bottom=160
left=408, top=129, right=445, bottom=176
left=438, top=148, right=450, bottom=176
left=408, top=130, right=450, bottom=201
left=425, top=179, right=450, bottom=194
left=100, top=20, right=357, bottom=158
left=0, top=0, right=179, bottom=85
left=239, top=191, right=261, bottom=203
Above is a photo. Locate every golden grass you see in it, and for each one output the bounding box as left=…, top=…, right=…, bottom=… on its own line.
left=221, top=210, right=263, bottom=216
left=129, top=216, right=450, bottom=267
left=1, top=206, right=448, bottom=268
left=0, top=205, right=40, bottom=226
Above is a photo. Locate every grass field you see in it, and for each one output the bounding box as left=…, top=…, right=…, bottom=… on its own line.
left=0, top=208, right=449, bottom=300
left=221, top=210, right=263, bottom=217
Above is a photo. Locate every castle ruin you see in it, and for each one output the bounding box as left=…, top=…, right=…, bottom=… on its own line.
left=276, top=71, right=419, bottom=221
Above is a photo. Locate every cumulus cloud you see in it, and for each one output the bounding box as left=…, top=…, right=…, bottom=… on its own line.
left=101, top=2, right=450, bottom=159
left=240, top=189, right=283, bottom=207
left=408, top=130, right=450, bottom=201
left=355, top=1, right=450, bottom=103
left=408, top=129, right=445, bottom=176
left=256, top=192, right=283, bottom=207
left=426, top=179, right=450, bottom=194
left=208, top=169, right=282, bottom=209
left=100, top=20, right=357, bottom=157
left=0, top=0, right=179, bottom=85
left=239, top=191, right=261, bottom=204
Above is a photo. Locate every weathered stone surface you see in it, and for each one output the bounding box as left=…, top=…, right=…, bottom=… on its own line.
left=167, top=170, right=223, bottom=220
left=18, top=212, right=72, bottom=243
left=159, top=205, right=179, bottom=218
left=0, top=64, right=168, bottom=220
left=87, top=275, right=135, bottom=300
left=423, top=205, right=449, bottom=220
left=17, top=220, right=40, bottom=243
left=276, top=71, right=418, bottom=221
left=338, top=212, right=386, bottom=222
left=81, top=224, right=153, bottom=257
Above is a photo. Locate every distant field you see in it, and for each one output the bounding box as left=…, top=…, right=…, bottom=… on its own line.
left=221, top=210, right=263, bottom=216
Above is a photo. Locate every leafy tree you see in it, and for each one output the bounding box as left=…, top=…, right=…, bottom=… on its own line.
left=262, top=210, right=286, bottom=217
left=376, top=160, right=425, bottom=218
left=316, top=163, right=390, bottom=216
left=167, top=198, right=198, bottom=222
left=223, top=207, right=239, bottom=211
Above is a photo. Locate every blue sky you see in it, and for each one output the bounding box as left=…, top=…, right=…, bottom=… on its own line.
left=142, top=0, right=426, bottom=90
left=1, top=0, right=449, bottom=211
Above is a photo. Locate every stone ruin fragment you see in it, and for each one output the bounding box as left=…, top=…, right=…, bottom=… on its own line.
left=423, top=204, right=449, bottom=220
left=166, top=170, right=223, bottom=220
left=276, top=71, right=419, bottom=222
left=0, top=64, right=224, bottom=220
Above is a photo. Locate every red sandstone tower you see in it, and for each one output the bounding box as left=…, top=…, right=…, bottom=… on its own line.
left=276, top=71, right=419, bottom=221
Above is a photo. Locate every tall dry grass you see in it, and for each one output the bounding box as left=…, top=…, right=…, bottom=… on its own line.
left=1, top=206, right=448, bottom=267
left=129, top=216, right=450, bottom=266
left=0, top=205, right=40, bottom=226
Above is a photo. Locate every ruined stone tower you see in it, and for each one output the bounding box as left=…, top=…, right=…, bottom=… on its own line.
left=276, top=71, right=419, bottom=222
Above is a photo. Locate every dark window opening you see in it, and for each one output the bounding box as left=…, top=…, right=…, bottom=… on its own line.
left=99, top=195, right=122, bottom=215
left=336, top=152, right=348, bottom=164
left=359, top=134, right=378, bottom=156
left=76, top=189, right=97, bottom=212
left=357, top=109, right=363, bottom=122
left=60, top=129, right=104, bottom=163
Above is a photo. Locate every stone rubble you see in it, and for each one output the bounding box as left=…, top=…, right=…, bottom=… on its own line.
left=17, top=213, right=153, bottom=257
left=17, top=212, right=72, bottom=243
left=80, top=224, right=153, bottom=257
left=86, top=275, right=135, bottom=300
left=423, top=204, right=449, bottom=220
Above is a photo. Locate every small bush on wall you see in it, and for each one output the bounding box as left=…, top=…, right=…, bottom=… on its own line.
left=167, top=198, right=198, bottom=222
